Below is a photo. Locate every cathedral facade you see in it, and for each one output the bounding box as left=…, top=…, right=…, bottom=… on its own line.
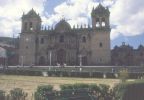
left=19, top=4, right=111, bottom=66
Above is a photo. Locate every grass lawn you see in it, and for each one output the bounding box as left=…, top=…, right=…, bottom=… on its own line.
left=0, top=75, right=120, bottom=99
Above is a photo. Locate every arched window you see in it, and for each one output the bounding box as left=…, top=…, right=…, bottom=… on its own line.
left=96, top=18, right=100, bottom=27
left=30, top=22, right=33, bottom=30
left=102, top=18, right=106, bottom=27
left=60, top=35, right=64, bottom=43
left=102, top=22, right=105, bottom=27
left=96, top=22, right=100, bottom=27
left=82, top=36, right=86, bottom=43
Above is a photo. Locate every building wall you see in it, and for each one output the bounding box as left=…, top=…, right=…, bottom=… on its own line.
left=111, top=43, right=144, bottom=66
left=90, top=30, right=111, bottom=65
left=19, top=33, right=36, bottom=65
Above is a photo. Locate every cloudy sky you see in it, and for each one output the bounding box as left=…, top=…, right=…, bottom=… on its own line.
left=0, top=0, right=144, bottom=48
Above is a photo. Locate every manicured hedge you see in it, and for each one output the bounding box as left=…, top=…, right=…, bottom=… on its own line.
left=106, top=72, right=116, bottom=78
left=128, top=72, right=144, bottom=79
left=47, top=71, right=104, bottom=78
left=92, top=72, right=104, bottom=78
left=0, top=68, right=144, bottom=79
left=1, top=69, right=42, bottom=76
left=34, top=83, right=112, bottom=100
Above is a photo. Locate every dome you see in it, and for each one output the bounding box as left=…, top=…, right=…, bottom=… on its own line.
left=55, top=19, right=71, bottom=32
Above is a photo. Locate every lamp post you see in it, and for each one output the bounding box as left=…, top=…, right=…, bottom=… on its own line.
left=4, top=57, right=7, bottom=69
left=78, top=54, right=82, bottom=67
left=21, top=56, right=24, bottom=67
left=49, top=51, right=52, bottom=66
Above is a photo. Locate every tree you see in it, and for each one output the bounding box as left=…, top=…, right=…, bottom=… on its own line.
left=9, top=88, right=27, bottom=100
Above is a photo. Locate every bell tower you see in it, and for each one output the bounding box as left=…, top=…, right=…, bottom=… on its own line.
left=91, top=4, right=110, bottom=28
left=21, top=8, right=41, bottom=32
left=90, top=4, right=111, bottom=65
left=19, top=9, right=41, bottom=66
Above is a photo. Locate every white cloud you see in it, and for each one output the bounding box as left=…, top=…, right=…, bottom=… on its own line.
left=0, top=0, right=46, bottom=37
left=0, top=19, right=20, bottom=36
left=42, top=0, right=99, bottom=28
left=110, top=0, right=144, bottom=40
left=42, top=14, right=62, bottom=28
left=0, top=0, right=144, bottom=41
left=49, top=0, right=144, bottom=40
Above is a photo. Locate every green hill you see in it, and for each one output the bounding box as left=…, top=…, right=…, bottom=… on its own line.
left=0, top=37, right=19, bottom=47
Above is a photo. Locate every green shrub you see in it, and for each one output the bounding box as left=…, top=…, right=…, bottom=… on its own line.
left=34, top=83, right=113, bottom=100
left=9, top=88, right=27, bottom=100
left=129, top=72, right=143, bottom=79
left=60, top=84, right=112, bottom=100
left=60, top=83, right=89, bottom=91
left=79, top=72, right=90, bottom=78
left=119, top=68, right=129, bottom=83
left=89, top=84, right=101, bottom=97
left=60, top=84, right=93, bottom=100
left=61, top=71, right=69, bottom=77
left=89, top=84, right=100, bottom=92
left=106, top=72, right=116, bottom=78
left=0, top=90, right=6, bottom=100
left=92, top=72, right=103, bottom=78
left=34, top=85, right=53, bottom=100
left=70, top=72, right=79, bottom=77
left=72, top=83, right=89, bottom=89
left=99, top=84, right=110, bottom=96
left=3, top=69, right=42, bottom=76
left=60, top=84, right=74, bottom=91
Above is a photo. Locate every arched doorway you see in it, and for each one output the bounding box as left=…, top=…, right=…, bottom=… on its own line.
left=57, top=49, right=66, bottom=65
left=82, top=56, right=87, bottom=66
left=39, top=56, right=45, bottom=65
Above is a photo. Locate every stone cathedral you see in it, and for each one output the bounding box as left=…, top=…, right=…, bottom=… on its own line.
left=19, top=4, right=111, bottom=66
